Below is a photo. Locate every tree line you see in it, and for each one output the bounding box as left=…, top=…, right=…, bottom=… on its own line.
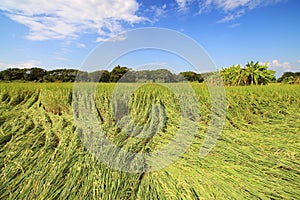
left=0, top=65, right=204, bottom=83
left=0, top=62, right=299, bottom=84
left=277, top=71, right=300, bottom=84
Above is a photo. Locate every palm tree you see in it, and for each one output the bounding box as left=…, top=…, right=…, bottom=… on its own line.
left=246, top=61, right=275, bottom=85
left=221, top=61, right=276, bottom=86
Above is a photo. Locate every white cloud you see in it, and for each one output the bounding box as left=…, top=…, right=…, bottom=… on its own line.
left=76, top=43, right=86, bottom=48
left=212, top=0, right=252, bottom=11
left=0, top=60, right=41, bottom=69
left=176, top=0, right=193, bottom=11
left=154, top=4, right=167, bottom=18
left=217, top=10, right=244, bottom=23
left=198, top=0, right=285, bottom=23
left=95, top=33, right=127, bottom=42
left=297, top=60, right=300, bottom=64
left=0, top=0, right=144, bottom=41
left=268, top=59, right=291, bottom=70
left=199, top=0, right=283, bottom=12
left=143, top=4, right=168, bottom=23
left=228, top=23, right=241, bottom=28
left=53, top=56, right=69, bottom=61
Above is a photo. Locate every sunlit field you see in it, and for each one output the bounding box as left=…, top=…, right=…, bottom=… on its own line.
left=0, top=82, right=299, bottom=199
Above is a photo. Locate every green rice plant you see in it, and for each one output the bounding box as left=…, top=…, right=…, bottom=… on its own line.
left=0, top=82, right=299, bottom=199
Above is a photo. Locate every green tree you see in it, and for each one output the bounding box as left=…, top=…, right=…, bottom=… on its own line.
left=179, top=71, right=203, bottom=82
left=88, top=70, right=110, bottom=82
left=0, top=68, right=26, bottom=81
left=26, top=68, right=46, bottom=82
left=221, top=61, right=275, bottom=86
left=245, top=61, right=274, bottom=85
left=278, top=72, right=300, bottom=84
left=109, top=65, right=129, bottom=82
left=100, top=70, right=110, bottom=82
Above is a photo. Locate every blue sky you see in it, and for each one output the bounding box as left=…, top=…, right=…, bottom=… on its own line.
left=0, top=0, right=299, bottom=76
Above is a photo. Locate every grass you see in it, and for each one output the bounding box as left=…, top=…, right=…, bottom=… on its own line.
left=0, top=82, right=299, bottom=199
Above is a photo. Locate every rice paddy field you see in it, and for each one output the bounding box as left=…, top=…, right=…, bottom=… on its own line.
left=0, top=82, right=299, bottom=199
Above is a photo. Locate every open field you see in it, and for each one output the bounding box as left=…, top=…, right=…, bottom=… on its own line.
left=0, top=82, right=299, bottom=199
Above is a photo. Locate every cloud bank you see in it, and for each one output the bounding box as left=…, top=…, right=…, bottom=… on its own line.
left=268, top=59, right=291, bottom=70
left=0, top=0, right=286, bottom=42
left=0, top=60, right=41, bottom=69
left=0, top=0, right=144, bottom=41
left=182, top=0, right=285, bottom=23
